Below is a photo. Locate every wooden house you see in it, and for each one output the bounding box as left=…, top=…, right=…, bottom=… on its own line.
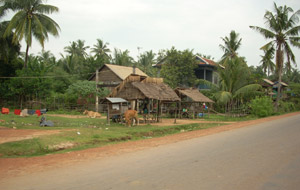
left=89, top=64, right=148, bottom=91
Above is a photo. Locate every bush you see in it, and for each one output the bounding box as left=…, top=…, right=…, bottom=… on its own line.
left=250, top=96, right=274, bottom=117
left=278, top=101, right=296, bottom=113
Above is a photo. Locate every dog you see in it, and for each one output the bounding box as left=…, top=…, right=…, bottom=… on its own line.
left=124, top=110, right=138, bottom=127
left=83, top=110, right=101, bottom=118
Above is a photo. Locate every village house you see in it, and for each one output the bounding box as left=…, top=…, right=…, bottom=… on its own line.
left=152, top=55, right=219, bottom=89
left=89, top=64, right=148, bottom=91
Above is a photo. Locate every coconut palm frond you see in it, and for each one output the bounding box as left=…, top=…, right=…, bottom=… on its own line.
left=214, top=91, right=232, bottom=105
left=234, top=84, right=262, bottom=98
left=249, top=26, right=275, bottom=39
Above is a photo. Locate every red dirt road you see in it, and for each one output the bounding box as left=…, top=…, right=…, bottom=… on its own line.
left=0, top=112, right=299, bottom=179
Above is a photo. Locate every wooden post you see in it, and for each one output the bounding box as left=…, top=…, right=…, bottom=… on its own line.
left=136, top=99, right=139, bottom=125
left=95, top=69, right=99, bottom=112
left=147, top=101, right=150, bottom=124
left=174, top=102, right=177, bottom=124
left=107, top=103, right=110, bottom=125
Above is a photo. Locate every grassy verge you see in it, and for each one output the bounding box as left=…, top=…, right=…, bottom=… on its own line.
left=0, top=113, right=245, bottom=158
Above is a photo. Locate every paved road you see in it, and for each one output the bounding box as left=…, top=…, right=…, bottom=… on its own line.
left=1, top=114, right=300, bottom=190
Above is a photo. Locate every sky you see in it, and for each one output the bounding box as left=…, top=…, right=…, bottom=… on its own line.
left=4, top=0, right=300, bottom=68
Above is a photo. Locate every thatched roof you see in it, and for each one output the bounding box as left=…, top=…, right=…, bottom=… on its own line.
left=176, top=88, right=214, bottom=103
left=110, top=75, right=180, bottom=101
left=89, top=64, right=147, bottom=81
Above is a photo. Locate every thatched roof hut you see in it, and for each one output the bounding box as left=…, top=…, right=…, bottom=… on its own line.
left=175, top=88, right=214, bottom=103
left=110, top=75, right=180, bottom=102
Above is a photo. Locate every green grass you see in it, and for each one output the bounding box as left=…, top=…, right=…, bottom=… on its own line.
left=0, top=113, right=246, bottom=158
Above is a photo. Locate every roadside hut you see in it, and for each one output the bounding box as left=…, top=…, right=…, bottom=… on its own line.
left=175, top=88, right=214, bottom=118
left=110, top=74, right=180, bottom=123
left=101, top=97, right=128, bottom=125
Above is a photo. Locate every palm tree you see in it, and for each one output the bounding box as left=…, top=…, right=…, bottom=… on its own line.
left=112, top=48, right=134, bottom=66
left=250, top=3, right=300, bottom=108
left=1, top=0, right=60, bottom=68
left=91, top=39, right=110, bottom=59
left=138, top=50, right=156, bottom=74
left=64, top=40, right=89, bottom=58
left=260, top=45, right=275, bottom=77
left=219, top=30, right=242, bottom=64
left=198, top=57, right=262, bottom=112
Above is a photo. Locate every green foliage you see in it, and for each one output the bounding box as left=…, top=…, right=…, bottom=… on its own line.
left=111, top=48, right=134, bottom=66
left=160, top=47, right=197, bottom=88
left=277, top=101, right=296, bottom=113
left=137, top=50, right=156, bottom=76
left=286, top=82, right=300, bottom=110
left=1, top=0, right=60, bottom=67
left=66, top=80, right=109, bottom=104
left=250, top=96, right=274, bottom=117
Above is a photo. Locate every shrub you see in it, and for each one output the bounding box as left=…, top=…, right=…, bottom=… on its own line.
left=278, top=101, right=296, bottom=113
left=250, top=96, right=274, bottom=117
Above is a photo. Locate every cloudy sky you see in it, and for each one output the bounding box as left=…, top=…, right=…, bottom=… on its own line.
left=10, top=0, right=300, bottom=68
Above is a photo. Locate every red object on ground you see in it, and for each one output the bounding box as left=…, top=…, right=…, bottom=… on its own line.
left=14, top=109, right=21, bottom=115
left=1, top=108, right=9, bottom=114
left=36, top=110, right=41, bottom=117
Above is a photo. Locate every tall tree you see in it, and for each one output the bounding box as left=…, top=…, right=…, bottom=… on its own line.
left=1, top=0, right=60, bottom=68
left=137, top=50, right=156, bottom=75
left=160, top=48, right=197, bottom=88
left=111, top=48, right=134, bottom=66
left=64, top=40, right=89, bottom=58
left=250, top=3, right=300, bottom=108
left=219, top=30, right=242, bottom=64
left=91, top=39, right=111, bottom=60
left=260, top=45, right=275, bottom=77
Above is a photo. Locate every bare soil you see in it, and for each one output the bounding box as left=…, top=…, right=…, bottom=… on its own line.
left=0, top=112, right=299, bottom=179
left=0, top=127, right=63, bottom=144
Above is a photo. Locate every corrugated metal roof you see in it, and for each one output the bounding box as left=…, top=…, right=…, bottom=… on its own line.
left=105, top=97, right=128, bottom=103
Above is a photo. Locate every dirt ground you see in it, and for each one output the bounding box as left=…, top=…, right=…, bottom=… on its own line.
left=0, top=112, right=299, bottom=179
left=0, top=127, right=63, bottom=144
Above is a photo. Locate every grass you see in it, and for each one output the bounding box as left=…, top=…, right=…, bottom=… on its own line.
left=0, top=112, right=250, bottom=158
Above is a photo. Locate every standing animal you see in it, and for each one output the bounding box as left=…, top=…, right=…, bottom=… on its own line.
left=124, top=110, right=138, bottom=127
left=83, top=110, right=101, bottom=118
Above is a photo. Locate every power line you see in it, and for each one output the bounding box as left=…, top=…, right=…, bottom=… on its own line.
left=0, top=73, right=95, bottom=79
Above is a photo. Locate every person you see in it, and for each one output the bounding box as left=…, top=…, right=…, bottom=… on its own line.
left=39, top=113, right=54, bottom=127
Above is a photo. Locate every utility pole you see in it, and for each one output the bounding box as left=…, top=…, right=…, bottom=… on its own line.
left=95, top=69, right=99, bottom=112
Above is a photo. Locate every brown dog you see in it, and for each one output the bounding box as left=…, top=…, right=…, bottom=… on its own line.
left=124, top=110, right=138, bottom=127
left=83, top=110, right=101, bottom=118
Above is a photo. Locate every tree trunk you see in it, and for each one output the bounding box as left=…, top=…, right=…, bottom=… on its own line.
left=24, top=44, right=30, bottom=68
left=275, top=46, right=283, bottom=111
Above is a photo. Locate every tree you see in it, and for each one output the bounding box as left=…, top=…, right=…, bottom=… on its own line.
left=64, top=40, right=89, bottom=59
left=137, top=50, right=156, bottom=76
left=260, top=45, right=275, bottom=77
left=219, top=30, right=242, bottom=64
left=91, top=39, right=111, bottom=60
left=160, top=48, right=197, bottom=88
left=1, top=0, right=60, bottom=68
left=250, top=3, right=300, bottom=108
left=198, top=57, right=262, bottom=111
left=111, top=48, right=134, bottom=66
left=0, top=21, right=22, bottom=77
